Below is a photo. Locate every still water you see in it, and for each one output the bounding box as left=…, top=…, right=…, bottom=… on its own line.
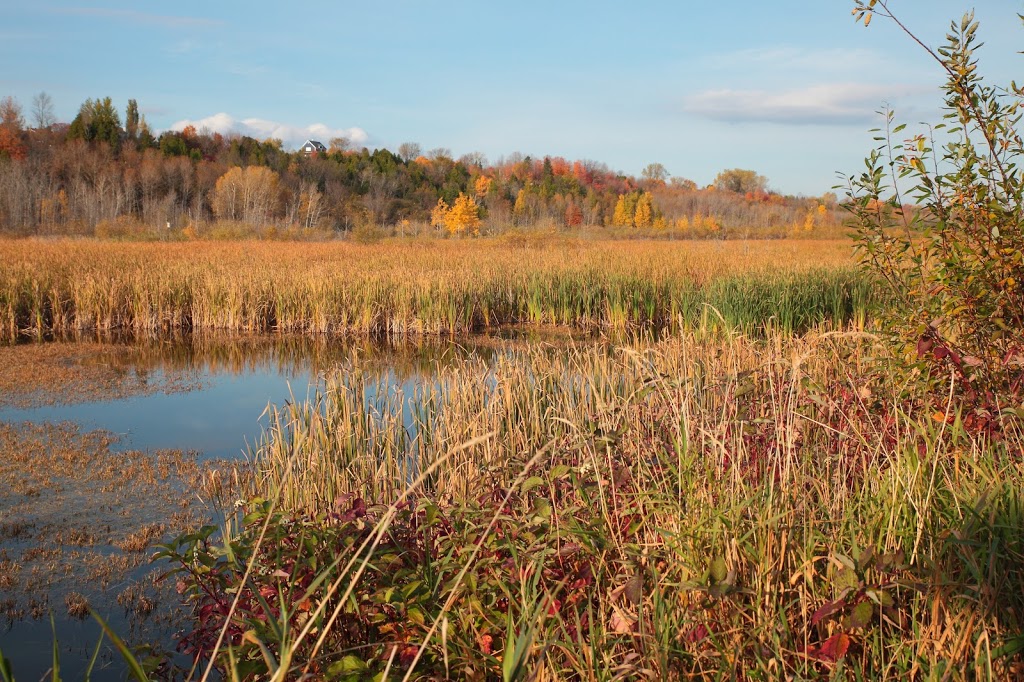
left=0, top=330, right=576, bottom=681
left=0, top=333, right=530, bottom=456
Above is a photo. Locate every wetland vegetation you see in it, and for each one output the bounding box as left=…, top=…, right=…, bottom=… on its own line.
left=0, top=239, right=871, bottom=342
left=2, top=4, right=1024, bottom=680
left=1, top=226, right=1020, bottom=680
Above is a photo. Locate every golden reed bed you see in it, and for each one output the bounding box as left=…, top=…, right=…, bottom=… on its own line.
left=0, top=238, right=865, bottom=340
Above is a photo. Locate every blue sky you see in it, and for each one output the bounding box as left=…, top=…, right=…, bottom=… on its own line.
left=2, top=1, right=1022, bottom=195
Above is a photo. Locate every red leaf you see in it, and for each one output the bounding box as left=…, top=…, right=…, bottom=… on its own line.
left=684, top=624, right=709, bottom=643
left=399, top=645, right=418, bottom=667
left=916, top=337, right=933, bottom=357
left=811, top=599, right=844, bottom=625
left=805, top=632, right=850, bottom=663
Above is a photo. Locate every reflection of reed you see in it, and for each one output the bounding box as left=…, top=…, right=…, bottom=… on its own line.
left=0, top=240, right=872, bottom=342
left=0, top=329, right=603, bottom=411
left=77, top=332, right=568, bottom=379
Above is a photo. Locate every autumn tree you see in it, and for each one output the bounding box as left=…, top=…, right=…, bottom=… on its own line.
left=513, top=187, right=541, bottom=226
left=329, top=136, right=350, bottom=154
left=713, top=168, right=767, bottom=194
left=0, top=127, right=25, bottom=161
left=564, top=199, right=583, bottom=227
left=641, top=162, right=669, bottom=185
left=211, top=166, right=282, bottom=226
left=473, top=174, right=493, bottom=199
left=612, top=193, right=636, bottom=226
left=0, top=96, right=26, bottom=161
left=447, top=193, right=481, bottom=235
left=634, top=191, right=653, bottom=227
left=430, top=197, right=449, bottom=232
left=431, top=193, right=481, bottom=235
left=1, top=97, right=25, bottom=131
left=293, top=182, right=327, bottom=229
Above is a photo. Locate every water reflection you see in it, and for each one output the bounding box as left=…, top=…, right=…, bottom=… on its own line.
left=0, top=328, right=595, bottom=459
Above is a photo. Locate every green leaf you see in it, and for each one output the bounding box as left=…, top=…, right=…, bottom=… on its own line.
left=835, top=566, right=859, bottom=595
left=407, top=606, right=426, bottom=626
left=550, top=464, right=571, bottom=479
left=709, top=557, right=728, bottom=584
left=521, top=476, right=545, bottom=493
left=84, top=628, right=106, bottom=682
left=50, top=613, right=60, bottom=682
left=847, top=600, right=874, bottom=629
left=0, top=649, right=12, bottom=682
left=424, top=500, right=439, bottom=525
left=327, top=655, right=368, bottom=676
left=991, top=634, right=1024, bottom=659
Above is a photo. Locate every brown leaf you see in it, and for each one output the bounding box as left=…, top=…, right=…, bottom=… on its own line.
left=623, top=574, right=643, bottom=605
left=609, top=607, right=636, bottom=634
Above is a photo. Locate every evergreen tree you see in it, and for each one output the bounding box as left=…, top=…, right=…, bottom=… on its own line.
left=125, top=99, right=140, bottom=140
left=67, top=97, right=122, bottom=150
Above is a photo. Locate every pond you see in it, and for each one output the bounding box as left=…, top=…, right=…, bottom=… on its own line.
left=0, top=330, right=584, bottom=680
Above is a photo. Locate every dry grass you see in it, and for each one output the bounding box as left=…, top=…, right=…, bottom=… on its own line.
left=229, top=329, right=1024, bottom=679
left=0, top=238, right=870, bottom=340
left=64, top=591, right=89, bottom=619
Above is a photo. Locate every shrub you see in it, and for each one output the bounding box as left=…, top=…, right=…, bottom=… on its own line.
left=844, top=2, right=1024, bottom=434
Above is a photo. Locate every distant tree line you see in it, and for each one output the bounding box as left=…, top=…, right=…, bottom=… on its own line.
left=0, top=93, right=842, bottom=238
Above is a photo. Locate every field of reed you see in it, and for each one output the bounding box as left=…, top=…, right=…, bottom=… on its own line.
left=0, top=238, right=871, bottom=342
left=160, top=330, right=1024, bottom=680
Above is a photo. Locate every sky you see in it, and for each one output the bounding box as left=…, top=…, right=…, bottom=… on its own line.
left=2, top=1, right=1023, bottom=196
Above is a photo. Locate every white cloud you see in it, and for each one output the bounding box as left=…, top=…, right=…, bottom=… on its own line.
left=169, top=113, right=369, bottom=149
left=683, top=82, right=924, bottom=125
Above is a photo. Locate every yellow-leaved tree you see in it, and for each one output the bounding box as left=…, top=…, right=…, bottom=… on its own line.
left=612, top=194, right=633, bottom=226
left=633, top=192, right=653, bottom=228
left=211, top=166, right=281, bottom=227
left=431, top=193, right=481, bottom=236
left=430, top=198, right=449, bottom=231
left=445, top=193, right=482, bottom=236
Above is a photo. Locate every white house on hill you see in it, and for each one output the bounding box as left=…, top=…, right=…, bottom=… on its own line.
left=301, top=139, right=327, bottom=155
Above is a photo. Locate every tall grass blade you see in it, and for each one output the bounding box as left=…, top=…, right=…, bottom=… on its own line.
left=89, top=610, right=151, bottom=682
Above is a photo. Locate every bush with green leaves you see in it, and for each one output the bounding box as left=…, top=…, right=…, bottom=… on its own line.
left=844, top=1, right=1024, bottom=433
